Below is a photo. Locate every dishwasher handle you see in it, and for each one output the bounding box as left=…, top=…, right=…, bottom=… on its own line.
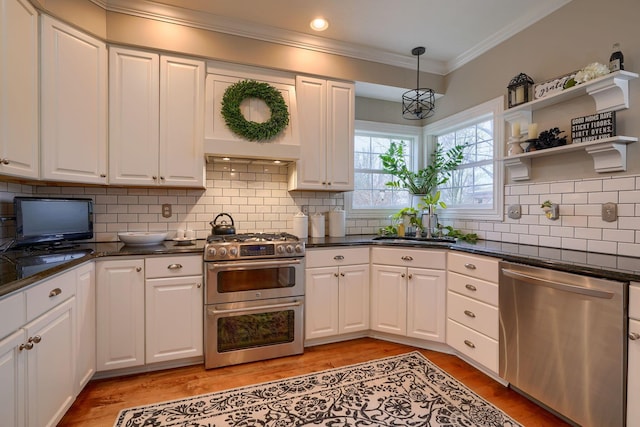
left=501, top=268, right=615, bottom=299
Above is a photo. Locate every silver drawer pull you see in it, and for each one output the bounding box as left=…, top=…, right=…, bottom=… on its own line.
left=464, top=310, right=476, bottom=318
left=136, top=267, right=142, bottom=272
left=49, top=288, right=62, bottom=298
left=630, top=332, right=640, bottom=341
left=29, top=335, right=42, bottom=344
left=333, top=255, right=344, bottom=260
left=19, top=342, right=33, bottom=351
left=401, top=256, right=413, bottom=261
left=464, top=340, right=476, bottom=349
left=465, top=284, right=477, bottom=291
left=464, top=263, right=476, bottom=270
left=168, top=263, right=183, bottom=270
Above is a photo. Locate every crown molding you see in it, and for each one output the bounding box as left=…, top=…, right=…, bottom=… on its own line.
left=91, top=0, right=447, bottom=75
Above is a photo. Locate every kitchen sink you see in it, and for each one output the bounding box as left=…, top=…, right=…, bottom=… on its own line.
left=372, top=235, right=456, bottom=244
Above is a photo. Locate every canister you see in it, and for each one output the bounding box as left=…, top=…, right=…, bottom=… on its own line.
left=310, top=213, right=325, bottom=237
left=328, top=208, right=346, bottom=237
left=293, top=211, right=308, bottom=238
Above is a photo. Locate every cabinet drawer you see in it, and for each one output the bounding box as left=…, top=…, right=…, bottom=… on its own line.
left=447, top=272, right=498, bottom=306
left=371, top=247, right=445, bottom=269
left=447, top=291, right=498, bottom=340
left=0, top=292, right=26, bottom=340
left=306, top=247, right=369, bottom=268
left=25, top=270, right=76, bottom=322
left=630, top=283, right=640, bottom=320
left=448, top=252, right=499, bottom=283
left=145, top=255, right=202, bottom=278
left=447, top=318, right=498, bottom=373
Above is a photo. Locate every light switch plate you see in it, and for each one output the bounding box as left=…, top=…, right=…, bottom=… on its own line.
left=507, top=204, right=521, bottom=219
left=602, top=203, right=617, bottom=222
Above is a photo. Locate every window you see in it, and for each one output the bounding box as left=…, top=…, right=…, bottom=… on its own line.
left=349, top=121, right=422, bottom=216
left=424, top=96, right=503, bottom=220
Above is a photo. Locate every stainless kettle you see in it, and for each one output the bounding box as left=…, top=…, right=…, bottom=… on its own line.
left=210, top=213, right=236, bottom=235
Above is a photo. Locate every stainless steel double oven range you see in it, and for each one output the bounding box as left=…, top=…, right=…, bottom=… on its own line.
left=203, top=232, right=305, bottom=369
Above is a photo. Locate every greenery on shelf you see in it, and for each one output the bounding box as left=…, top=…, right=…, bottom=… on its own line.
left=380, top=141, right=465, bottom=196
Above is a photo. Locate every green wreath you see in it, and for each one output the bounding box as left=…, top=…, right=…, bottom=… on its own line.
left=221, top=80, right=289, bottom=142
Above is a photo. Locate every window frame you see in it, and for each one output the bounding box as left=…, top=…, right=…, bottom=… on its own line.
left=346, top=120, right=423, bottom=218
left=423, top=96, right=504, bottom=221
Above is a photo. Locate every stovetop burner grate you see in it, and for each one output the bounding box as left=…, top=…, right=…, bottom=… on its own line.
left=206, top=232, right=300, bottom=243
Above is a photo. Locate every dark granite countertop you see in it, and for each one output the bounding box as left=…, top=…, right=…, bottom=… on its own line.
left=1, top=235, right=639, bottom=299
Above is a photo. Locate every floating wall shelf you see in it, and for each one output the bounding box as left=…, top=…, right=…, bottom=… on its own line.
left=504, top=70, right=638, bottom=120
left=504, top=136, right=638, bottom=181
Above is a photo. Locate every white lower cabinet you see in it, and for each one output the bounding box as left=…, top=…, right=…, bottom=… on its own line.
left=305, top=248, right=369, bottom=341
left=0, top=268, right=79, bottom=427
left=145, top=256, right=203, bottom=364
left=96, top=258, right=145, bottom=371
left=446, top=252, right=500, bottom=374
left=370, top=248, right=446, bottom=342
left=96, top=255, right=203, bottom=372
left=629, top=282, right=640, bottom=425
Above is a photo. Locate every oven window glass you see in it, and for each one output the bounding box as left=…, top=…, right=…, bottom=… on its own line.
left=217, top=310, right=295, bottom=352
left=217, top=267, right=295, bottom=293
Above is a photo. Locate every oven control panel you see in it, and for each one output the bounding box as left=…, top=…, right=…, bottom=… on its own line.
left=205, top=242, right=304, bottom=260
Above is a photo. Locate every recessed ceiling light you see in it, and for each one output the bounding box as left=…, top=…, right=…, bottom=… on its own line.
left=310, top=17, right=329, bottom=32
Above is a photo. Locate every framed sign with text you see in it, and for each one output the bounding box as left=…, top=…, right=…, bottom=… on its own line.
left=571, top=111, right=616, bottom=143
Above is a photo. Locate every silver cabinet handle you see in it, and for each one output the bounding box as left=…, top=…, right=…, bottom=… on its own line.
left=19, top=342, right=33, bottom=351
left=168, top=263, right=183, bottom=270
left=31, top=335, right=42, bottom=343
left=408, top=274, right=413, bottom=279
left=197, top=283, right=202, bottom=288
left=334, top=273, right=339, bottom=277
left=465, top=284, right=477, bottom=291
left=464, top=310, right=476, bottom=318
left=100, top=173, right=106, bottom=178
left=333, top=255, right=344, bottom=260
left=401, top=273, right=405, bottom=278
left=401, top=256, right=413, bottom=261
left=1, top=159, right=10, bottom=165
left=49, top=288, right=62, bottom=298
left=630, top=332, right=640, bottom=341
left=136, top=267, right=142, bottom=272
left=464, top=340, right=476, bottom=349
left=340, top=272, right=345, bottom=277
left=464, top=263, right=476, bottom=270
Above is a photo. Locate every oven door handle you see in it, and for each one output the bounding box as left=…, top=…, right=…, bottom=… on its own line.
left=207, top=258, right=302, bottom=270
left=209, top=300, right=303, bottom=315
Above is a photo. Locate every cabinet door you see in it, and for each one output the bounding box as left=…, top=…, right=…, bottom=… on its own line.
left=326, top=80, right=354, bottom=191
left=629, top=318, right=640, bottom=425
left=25, top=297, right=76, bottom=427
left=75, top=263, right=95, bottom=393
left=145, top=275, right=203, bottom=364
left=293, top=75, right=327, bottom=189
left=0, top=330, right=26, bottom=427
left=96, top=259, right=145, bottom=371
left=0, top=0, right=39, bottom=179
left=159, top=55, right=205, bottom=187
left=407, top=268, right=446, bottom=341
left=339, top=264, right=369, bottom=334
left=108, top=47, right=160, bottom=185
left=370, top=264, right=407, bottom=335
left=305, top=267, right=339, bottom=339
left=41, top=15, right=107, bottom=184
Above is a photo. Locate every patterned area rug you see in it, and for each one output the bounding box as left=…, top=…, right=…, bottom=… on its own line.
left=114, top=351, right=522, bottom=426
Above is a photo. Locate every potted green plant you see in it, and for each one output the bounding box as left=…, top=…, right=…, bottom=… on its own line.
left=380, top=141, right=465, bottom=196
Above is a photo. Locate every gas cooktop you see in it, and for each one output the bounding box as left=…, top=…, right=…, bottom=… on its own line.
left=204, top=233, right=305, bottom=261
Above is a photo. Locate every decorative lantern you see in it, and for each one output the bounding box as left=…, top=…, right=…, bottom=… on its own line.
left=507, top=73, right=534, bottom=108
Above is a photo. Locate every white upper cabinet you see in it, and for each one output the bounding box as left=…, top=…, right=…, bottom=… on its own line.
left=204, top=66, right=300, bottom=161
left=109, top=47, right=205, bottom=187
left=288, top=76, right=354, bottom=191
left=0, top=0, right=39, bottom=179
left=40, top=15, right=108, bottom=184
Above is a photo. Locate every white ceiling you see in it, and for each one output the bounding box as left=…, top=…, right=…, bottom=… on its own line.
left=100, top=0, right=571, bottom=100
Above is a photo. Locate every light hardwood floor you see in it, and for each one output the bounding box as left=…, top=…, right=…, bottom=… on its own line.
left=59, top=338, right=569, bottom=426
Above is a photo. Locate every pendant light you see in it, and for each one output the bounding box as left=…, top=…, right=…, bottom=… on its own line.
left=402, top=46, right=435, bottom=120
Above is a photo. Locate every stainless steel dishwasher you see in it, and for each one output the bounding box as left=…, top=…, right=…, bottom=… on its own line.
left=499, top=261, right=627, bottom=427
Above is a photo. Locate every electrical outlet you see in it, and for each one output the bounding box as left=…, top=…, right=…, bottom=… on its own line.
left=301, top=205, right=308, bottom=215
left=507, top=204, right=521, bottom=220
left=162, top=204, right=172, bottom=218
left=602, top=202, right=617, bottom=222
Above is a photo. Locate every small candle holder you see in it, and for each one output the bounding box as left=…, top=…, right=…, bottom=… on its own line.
left=507, top=137, right=524, bottom=156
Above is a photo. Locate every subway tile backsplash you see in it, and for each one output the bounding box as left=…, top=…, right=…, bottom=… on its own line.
left=1, top=166, right=640, bottom=258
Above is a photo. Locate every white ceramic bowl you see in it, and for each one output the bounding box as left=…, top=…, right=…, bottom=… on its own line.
left=118, top=232, right=168, bottom=246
